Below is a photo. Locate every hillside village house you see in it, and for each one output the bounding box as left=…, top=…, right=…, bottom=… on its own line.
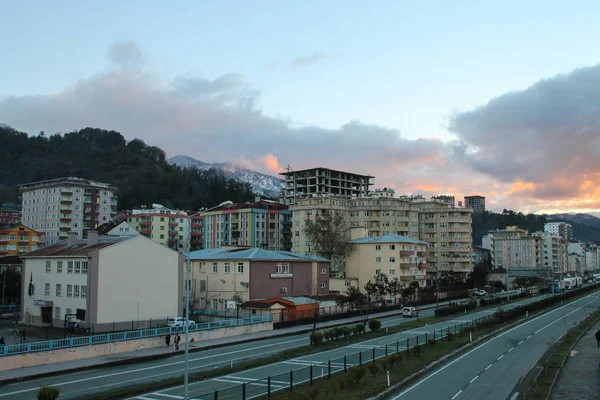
left=21, top=232, right=183, bottom=331
left=188, top=247, right=330, bottom=310
left=330, top=234, right=429, bottom=298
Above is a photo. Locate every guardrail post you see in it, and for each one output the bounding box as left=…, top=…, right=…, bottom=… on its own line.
left=290, top=370, right=293, bottom=391
left=214, top=390, right=218, bottom=400
left=385, top=344, right=388, bottom=356
left=372, top=347, right=376, bottom=363
left=344, top=355, right=347, bottom=372
left=406, top=337, right=409, bottom=350
left=425, top=332, right=428, bottom=343
left=359, top=351, right=362, bottom=366
left=268, top=376, right=271, bottom=398
left=242, top=383, right=246, bottom=399
left=416, top=335, right=419, bottom=346
left=328, top=360, right=331, bottom=379
left=396, top=340, right=399, bottom=353
left=310, top=365, right=313, bottom=384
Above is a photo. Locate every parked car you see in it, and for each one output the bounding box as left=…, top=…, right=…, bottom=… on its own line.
left=402, top=306, right=418, bottom=318
left=167, top=317, right=196, bottom=327
left=473, top=289, right=487, bottom=297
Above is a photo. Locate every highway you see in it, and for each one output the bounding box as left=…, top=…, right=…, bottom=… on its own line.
left=0, top=293, right=532, bottom=400
left=386, top=290, right=600, bottom=400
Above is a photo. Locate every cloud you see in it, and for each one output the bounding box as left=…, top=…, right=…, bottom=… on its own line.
left=106, top=41, right=146, bottom=69
left=289, top=52, right=336, bottom=68
left=260, top=153, right=281, bottom=173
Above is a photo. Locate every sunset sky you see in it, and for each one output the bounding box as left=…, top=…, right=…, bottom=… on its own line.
left=2, top=1, right=600, bottom=214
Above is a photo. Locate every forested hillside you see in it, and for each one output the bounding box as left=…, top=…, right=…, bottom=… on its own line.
left=0, top=125, right=255, bottom=210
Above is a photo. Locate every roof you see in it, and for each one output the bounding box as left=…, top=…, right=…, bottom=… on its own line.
left=22, top=236, right=134, bottom=258
left=204, top=200, right=289, bottom=213
left=277, top=296, right=319, bottom=305
left=0, top=224, right=42, bottom=235
left=97, top=221, right=122, bottom=235
left=0, top=256, right=22, bottom=265
left=279, top=167, right=374, bottom=179
left=188, top=247, right=330, bottom=262
left=350, top=234, right=429, bottom=245
left=240, top=301, right=282, bottom=309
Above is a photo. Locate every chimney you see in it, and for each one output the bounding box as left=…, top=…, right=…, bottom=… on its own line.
left=87, top=231, right=98, bottom=246
left=67, top=232, right=79, bottom=246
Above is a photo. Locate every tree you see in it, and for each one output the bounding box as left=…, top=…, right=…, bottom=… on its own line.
left=364, top=273, right=389, bottom=304
left=402, top=281, right=420, bottom=301
left=388, top=277, right=402, bottom=305
left=303, top=210, right=354, bottom=272
left=1, top=266, right=21, bottom=303
left=343, top=286, right=371, bottom=331
left=471, top=262, right=490, bottom=289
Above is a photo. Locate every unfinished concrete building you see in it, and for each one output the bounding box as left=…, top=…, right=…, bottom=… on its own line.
left=280, top=167, right=374, bottom=205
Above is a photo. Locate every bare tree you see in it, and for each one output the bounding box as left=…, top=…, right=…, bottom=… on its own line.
left=303, top=210, right=354, bottom=273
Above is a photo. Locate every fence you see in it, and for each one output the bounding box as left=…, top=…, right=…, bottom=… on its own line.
left=0, top=314, right=272, bottom=357
left=192, top=313, right=495, bottom=400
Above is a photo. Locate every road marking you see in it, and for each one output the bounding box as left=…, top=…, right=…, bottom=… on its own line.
left=212, top=377, right=285, bottom=388
left=389, top=292, right=600, bottom=399
left=469, top=375, right=479, bottom=384
left=518, top=341, right=523, bottom=345
left=498, top=355, right=504, bottom=360
left=150, top=394, right=184, bottom=399
left=508, top=347, right=514, bottom=352
left=527, top=335, right=532, bottom=339
left=485, top=364, right=492, bottom=371
left=451, top=390, right=462, bottom=399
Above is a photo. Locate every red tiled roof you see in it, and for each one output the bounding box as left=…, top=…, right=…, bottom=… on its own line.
left=22, top=236, right=133, bottom=258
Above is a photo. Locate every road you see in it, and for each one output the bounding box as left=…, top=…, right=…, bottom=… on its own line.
left=386, top=290, right=600, bottom=400
left=0, top=293, right=530, bottom=400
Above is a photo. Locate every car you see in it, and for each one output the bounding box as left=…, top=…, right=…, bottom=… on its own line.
left=167, top=317, right=196, bottom=328
left=402, top=306, right=418, bottom=318
left=473, top=289, right=487, bottom=297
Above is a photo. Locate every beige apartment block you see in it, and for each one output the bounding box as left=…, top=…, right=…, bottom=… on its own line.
left=126, top=206, right=191, bottom=252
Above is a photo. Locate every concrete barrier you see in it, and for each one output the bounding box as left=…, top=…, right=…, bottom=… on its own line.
left=0, top=321, right=273, bottom=371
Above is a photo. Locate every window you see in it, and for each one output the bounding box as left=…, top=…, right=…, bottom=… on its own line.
left=212, top=263, right=218, bottom=273
left=283, top=263, right=290, bottom=273
left=75, top=261, right=81, bottom=274
left=389, top=257, right=396, bottom=263
left=66, top=308, right=72, bottom=315
left=321, top=269, right=327, bottom=275
left=67, top=261, right=73, bottom=274
left=82, top=261, right=88, bottom=274
left=389, top=244, right=396, bottom=250
left=57, top=261, right=63, bottom=273
left=375, top=257, right=382, bottom=263
left=375, top=269, right=382, bottom=275
left=55, top=307, right=61, bottom=319
left=212, top=299, right=218, bottom=309
left=45, top=283, right=50, bottom=296
left=67, top=284, right=73, bottom=297
left=345, top=280, right=352, bottom=287
left=237, top=263, right=244, bottom=273
left=81, top=286, right=87, bottom=299
left=56, top=284, right=62, bottom=296
left=320, top=282, right=327, bottom=288
left=200, top=280, right=207, bottom=291
left=46, top=261, right=51, bottom=273
left=389, top=269, right=396, bottom=276
left=224, top=263, right=231, bottom=274
left=375, top=245, right=381, bottom=251
left=74, top=285, right=80, bottom=298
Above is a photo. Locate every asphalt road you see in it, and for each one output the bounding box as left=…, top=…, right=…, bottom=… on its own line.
left=385, top=290, right=600, bottom=400
left=106, top=294, right=545, bottom=400
left=0, top=293, right=529, bottom=400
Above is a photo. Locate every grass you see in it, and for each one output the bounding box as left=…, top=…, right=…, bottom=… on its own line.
left=525, top=309, right=600, bottom=400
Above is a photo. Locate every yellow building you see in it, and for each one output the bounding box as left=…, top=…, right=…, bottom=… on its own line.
left=0, top=224, right=44, bottom=256
left=127, top=208, right=191, bottom=252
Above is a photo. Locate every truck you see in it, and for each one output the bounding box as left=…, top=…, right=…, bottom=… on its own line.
left=574, top=276, right=583, bottom=288
left=551, top=279, right=565, bottom=293
left=563, top=277, right=576, bottom=290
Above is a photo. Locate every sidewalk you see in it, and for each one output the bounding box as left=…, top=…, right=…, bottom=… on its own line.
left=550, top=319, right=600, bottom=400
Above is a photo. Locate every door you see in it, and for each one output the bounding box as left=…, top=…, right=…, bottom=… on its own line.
left=41, top=307, right=52, bottom=324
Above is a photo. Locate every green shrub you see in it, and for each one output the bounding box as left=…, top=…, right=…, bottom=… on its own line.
left=341, top=326, right=352, bottom=339
left=367, top=363, right=379, bottom=377
left=428, top=339, right=436, bottom=346
left=446, top=332, right=454, bottom=341
left=310, top=331, right=324, bottom=345
left=380, top=359, right=390, bottom=371
left=350, top=367, right=367, bottom=384
left=413, top=344, right=423, bottom=356
left=368, top=318, right=382, bottom=331
left=37, top=386, right=60, bottom=400
left=353, top=324, right=364, bottom=335
left=323, top=330, right=332, bottom=341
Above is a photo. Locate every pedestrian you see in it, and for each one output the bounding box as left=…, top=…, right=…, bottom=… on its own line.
left=165, top=334, right=171, bottom=348
left=595, top=329, right=600, bottom=348
left=174, top=334, right=181, bottom=351
left=0, top=336, right=5, bottom=346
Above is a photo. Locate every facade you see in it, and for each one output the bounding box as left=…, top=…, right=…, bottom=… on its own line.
left=568, top=242, right=599, bottom=276
left=18, top=177, right=118, bottom=245
left=188, top=212, right=204, bottom=251
left=472, top=246, right=491, bottom=266
left=200, top=199, right=291, bottom=251
left=280, top=167, right=374, bottom=205
left=188, top=247, right=330, bottom=310
left=97, top=220, right=139, bottom=237
left=0, top=224, right=44, bottom=257
left=0, top=204, right=21, bottom=226
left=544, top=222, right=573, bottom=241
left=431, top=195, right=455, bottom=206
left=464, top=195, right=486, bottom=213
left=340, top=234, right=429, bottom=296
left=531, top=231, right=568, bottom=278
left=126, top=205, right=191, bottom=252
left=567, top=252, right=585, bottom=276
left=20, top=232, right=183, bottom=331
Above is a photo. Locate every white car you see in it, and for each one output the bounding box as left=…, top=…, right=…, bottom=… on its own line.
left=402, top=306, right=418, bottom=318
left=167, top=317, right=195, bottom=328
left=473, top=289, right=487, bottom=297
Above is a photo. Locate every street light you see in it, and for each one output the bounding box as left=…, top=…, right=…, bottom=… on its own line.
left=182, top=241, right=191, bottom=400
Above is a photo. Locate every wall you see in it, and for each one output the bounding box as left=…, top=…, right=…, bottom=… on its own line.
left=95, top=236, right=181, bottom=325
left=0, top=321, right=273, bottom=372
left=250, top=260, right=314, bottom=299
left=193, top=259, right=250, bottom=309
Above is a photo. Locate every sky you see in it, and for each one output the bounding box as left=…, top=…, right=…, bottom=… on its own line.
left=2, top=1, right=600, bottom=214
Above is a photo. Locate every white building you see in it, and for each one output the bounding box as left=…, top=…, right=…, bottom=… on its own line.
left=21, top=232, right=183, bottom=331
left=97, top=220, right=139, bottom=237
left=568, top=242, right=599, bottom=276
left=544, top=222, right=573, bottom=241
left=19, top=177, right=118, bottom=245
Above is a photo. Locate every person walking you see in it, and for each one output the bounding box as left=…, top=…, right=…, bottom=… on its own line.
left=595, top=329, right=600, bottom=348
left=174, top=334, right=181, bottom=351
left=0, top=336, right=5, bottom=356
left=165, top=334, right=171, bottom=348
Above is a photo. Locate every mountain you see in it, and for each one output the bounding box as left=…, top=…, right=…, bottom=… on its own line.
left=167, top=155, right=283, bottom=198
left=0, top=126, right=255, bottom=210
left=547, top=213, right=600, bottom=242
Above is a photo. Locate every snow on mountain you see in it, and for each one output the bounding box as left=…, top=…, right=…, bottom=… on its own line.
left=167, top=155, right=283, bottom=198
left=547, top=213, right=600, bottom=228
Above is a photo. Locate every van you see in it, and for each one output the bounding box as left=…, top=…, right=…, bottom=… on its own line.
left=402, top=306, right=418, bottom=318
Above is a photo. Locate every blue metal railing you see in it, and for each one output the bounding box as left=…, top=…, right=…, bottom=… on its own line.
left=0, top=314, right=273, bottom=357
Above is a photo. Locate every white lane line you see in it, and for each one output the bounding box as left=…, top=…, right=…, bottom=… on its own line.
left=527, top=335, right=532, bottom=339
left=498, top=355, right=504, bottom=360
left=151, top=394, right=184, bottom=399
left=518, top=341, right=523, bottom=345
left=469, top=375, right=479, bottom=384
left=451, top=390, right=462, bottom=399
left=485, top=364, right=492, bottom=371
left=508, top=347, right=514, bottom=352
left=389, top=292, right=600, bottom=399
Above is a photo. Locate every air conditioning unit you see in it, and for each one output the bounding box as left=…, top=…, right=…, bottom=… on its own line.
left=281, top=287, right=288, bottom=293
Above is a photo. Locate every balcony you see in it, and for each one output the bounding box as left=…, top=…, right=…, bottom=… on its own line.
left=140, top=229, right=152, bottom=236
left=400, top=250, right=414, bottom=256
left=83, top=197, right=92, bottom=203
left=60, top=197, right=72, bottom=204
left=139, top=221, right=152, bottom=227
left=168, top=230, right=178, bottom=236
left=191, top=222, right=202, bottom=228
left=191, top=231, right=202, bottom=237
left=400, top=263, right=416, bottom=268
left=59, top=215, right=71, bottom=222
left=18, top=237, right=29, bottom=243
left=449, top=237, right=471, bottom=243
left=59, top=226, right=70, bottom=232
left=168, top=221, right=178, bottom=228
left=417, top=251, right=427, bottom=257
left=168, top=239, right=177, bottom=245
left=0, top=238, right=8, bottom=244
left=0, top=249, right=8, bottom=255
left=60, top=207, right=72, bottom=213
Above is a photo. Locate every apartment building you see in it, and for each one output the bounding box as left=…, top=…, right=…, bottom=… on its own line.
left=97, top=220, right=139, bottom=237
left=331, top=234, right=428, bottom=297
left=0, top=204, right=21, bottom=226
left=188, top=212, right=204, bottom=251
left=188, top=247, right=330, bottom=310
left=280, top=167, right=374, bottom=205
left=0, top=224, right=44, bottom=257
left=464, top=195, right=486, bottom=213
left=532, top=231, right=568, bottom=278
left=21, top=232, right=183, bottom=331
left=568, top=242, right=599, bottom=276
left=472, top=246, right=491, bottom=266
left=431, top=195, right=455, bottom=206
left=126, top=205, right=191, bottom=252
left=18, top=177, right=118, bottom=245
left=200, top=199, right=291, bottom=251
left=544, top=222, right=573, bottom=241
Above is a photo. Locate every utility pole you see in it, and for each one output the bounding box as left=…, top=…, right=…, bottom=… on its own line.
left=1, top=266, right=6, bottom=305
left=435, top=266, right=439, bottom=312
left=184, top=242, right=191, bottom=400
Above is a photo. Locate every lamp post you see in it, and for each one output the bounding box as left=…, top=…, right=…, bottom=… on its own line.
left=184, top=241, right=191, bottom=400
left=434, top=266, right=439, bottom=312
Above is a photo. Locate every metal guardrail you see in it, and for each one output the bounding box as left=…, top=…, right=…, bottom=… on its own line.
left=0, top=314, right=273, bottom=357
